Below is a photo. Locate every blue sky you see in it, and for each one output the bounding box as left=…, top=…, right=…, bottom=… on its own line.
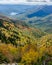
left=0, top=0, right=52, bottom=5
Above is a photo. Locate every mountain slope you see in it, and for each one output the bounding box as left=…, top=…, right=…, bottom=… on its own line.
left=0, top=15, right=46, bottom=46
left=25, top=14, right=52, bottom=33
left=14, top=5, right=52, bottom=20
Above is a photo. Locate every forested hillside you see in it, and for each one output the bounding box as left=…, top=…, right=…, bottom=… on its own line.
left=0, top=15, right=52, bottom=65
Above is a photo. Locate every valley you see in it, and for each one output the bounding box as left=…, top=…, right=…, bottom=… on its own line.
left=0, top=5, right=52, bottom=65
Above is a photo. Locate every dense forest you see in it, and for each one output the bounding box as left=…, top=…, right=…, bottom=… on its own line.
left=0, top=16, right=52, bottom=65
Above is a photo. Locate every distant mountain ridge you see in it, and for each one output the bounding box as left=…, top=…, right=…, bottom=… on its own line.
left=0, top=5, right=52, bottom=18
left=0, top=5, right=52, bottom=33
left=24, top=14, right=52, bottom=33
left=13, top=5, right=52, bottom=20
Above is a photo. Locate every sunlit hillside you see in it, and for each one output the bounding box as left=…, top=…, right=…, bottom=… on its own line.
left=0, top=5, right=52, bottom=65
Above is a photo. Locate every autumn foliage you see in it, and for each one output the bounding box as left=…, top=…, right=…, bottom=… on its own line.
left=0, top=19, right=52, bottom=65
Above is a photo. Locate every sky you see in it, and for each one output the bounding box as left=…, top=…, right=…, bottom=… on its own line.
left=0, top=0, right=52, bottom=5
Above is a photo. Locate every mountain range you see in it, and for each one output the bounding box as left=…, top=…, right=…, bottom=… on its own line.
left=0, top=4, right=52, bottom=64
left=0, top=5, right=52, bottom=33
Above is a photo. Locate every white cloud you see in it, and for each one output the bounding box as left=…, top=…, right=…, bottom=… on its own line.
left=0, top=0, right=52, bottom=5
left=10, top=12, right=18, bottom=16
left=0, top=0, right=51, bottom=2
left=27, top=0, right=50, bottom=2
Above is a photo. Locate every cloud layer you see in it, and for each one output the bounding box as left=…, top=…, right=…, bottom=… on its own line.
left=0, top=0, right=52, bottom=5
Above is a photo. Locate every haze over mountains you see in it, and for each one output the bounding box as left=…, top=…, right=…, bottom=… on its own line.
left=0, top=5, right=52, bottom=33
left=0, top=5, right=52, bottom=16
